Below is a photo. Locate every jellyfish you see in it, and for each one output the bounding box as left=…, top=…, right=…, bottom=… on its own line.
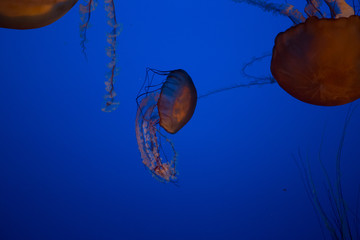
left=0, top=0, right=78, bottom=29
left=294, top=105, right=360, bottom=239
left=233, top=0, right=360, bottom=106
left=135, top=68, right=197, bottom=182
left=0, top=0, right=120, bottom=112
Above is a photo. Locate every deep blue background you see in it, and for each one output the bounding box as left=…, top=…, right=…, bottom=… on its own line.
left=0, top=0, right=359, bottom=239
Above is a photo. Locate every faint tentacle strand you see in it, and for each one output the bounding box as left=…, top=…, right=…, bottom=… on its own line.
left=79, top=0, right=97, bottom=58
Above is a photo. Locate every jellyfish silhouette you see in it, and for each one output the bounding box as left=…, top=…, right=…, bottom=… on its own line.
left=294, top=105, right=360, bottom=239
left=233, top=0, right=360, bottom=106
left=0, top=0, right=78, bottom=29
left=0, top=0, right=121, bottom=112
left=135, top=68, right=197, bottom=182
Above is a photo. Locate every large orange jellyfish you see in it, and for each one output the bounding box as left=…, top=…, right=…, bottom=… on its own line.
left=0, top=0, right=120, bottom=111
left=135, top=68, right=197, bottom=182
left=233, top=0, right=360, bottom=106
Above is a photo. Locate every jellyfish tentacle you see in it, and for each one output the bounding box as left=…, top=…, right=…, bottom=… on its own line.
left=355, top=185, right=360, bottom=239
left=232, top=0, right=305, bottom=24
left=102, top=0, right=122, bottom=112
left=305, top=0, right=324, bottom=18
left=198, top=80, right=274, bottom=99
left=241, top=53, right=275, bottom=82
left=295, top=105, right=360, bottom=239
left=136, top=93, right=159, bottom=166
left=324, top=0, right=354, bottom=18
left=293, top=153, right=327, bottom=240
left=79, top=0, right=122, bottom=112
left=333, top=105, right=359, bottom=239
left=135, top=93, right=177, bottom=182
left=79, top=0, right=97, bottom=58
left=281, top=4, right=306, bottom=24
left=198, top=54, right=275, bottom=99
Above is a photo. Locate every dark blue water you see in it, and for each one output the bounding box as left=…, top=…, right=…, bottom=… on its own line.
left=0, top=0, right=359, bottom=239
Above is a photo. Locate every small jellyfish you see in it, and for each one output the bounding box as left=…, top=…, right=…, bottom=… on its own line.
left=233, top=0, right=360, bottom=106
left=0, top=0, right=78, bottom=29
left=135, top=68, right=197, bottom=182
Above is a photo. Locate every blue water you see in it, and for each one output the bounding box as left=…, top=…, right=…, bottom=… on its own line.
left=0, top=0, right=359, bottom=239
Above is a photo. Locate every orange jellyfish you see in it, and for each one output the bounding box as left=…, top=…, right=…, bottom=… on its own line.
left=0, top=0, right=120, bottom=112
left=0, top=0, right=78, bottom=29
left=135, top=68, right=197, bottom=182
left=233, top=0, right=360, bottom=106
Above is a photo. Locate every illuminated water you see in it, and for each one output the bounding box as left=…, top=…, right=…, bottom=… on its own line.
left=0, top=0, right=359, bottom=239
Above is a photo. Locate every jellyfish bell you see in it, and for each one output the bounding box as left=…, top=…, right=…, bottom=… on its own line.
left=135, top=68, right=197, bottom=182
left=271, top=15, right=360, bottom=106
left=0, top=0, right=78, bottom=29
left=233, top=0, right=360, bottom=106
left=158, top=69, right=197, bottom=134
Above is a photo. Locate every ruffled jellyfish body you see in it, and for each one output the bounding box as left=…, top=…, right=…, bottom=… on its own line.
left=271, top=16, right=360, bottom=106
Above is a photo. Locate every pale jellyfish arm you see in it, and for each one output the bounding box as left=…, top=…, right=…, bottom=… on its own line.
left=281, top=4, right=306, bottom=24
left=304, top=0, right=323, bottom=18
left=324, top=0, right=354, bottom=18
left=232, top=0, right=305, bottom=24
